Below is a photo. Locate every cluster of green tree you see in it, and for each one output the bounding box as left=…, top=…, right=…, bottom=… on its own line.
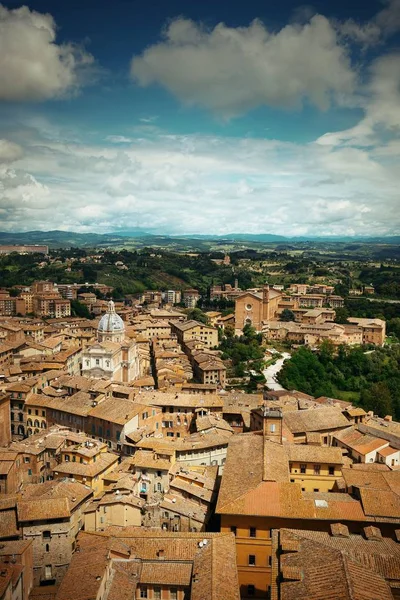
left=358, top=265, right=400, bottom=298
left=197, top=297, right=235, bottom=312
left=278, top=342, right=400, bottom=420
left=219, top=324, right=265, bottom=387
left=70, top=300, right=94, bottom=319
left=0, top=250, right=243, bottom=295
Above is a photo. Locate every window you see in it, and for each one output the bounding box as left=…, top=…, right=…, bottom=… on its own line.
left=45, top=565, right=52, bottom=579
left=247, top=585, right=255, bottom=596
left=290, top=478, right=295, bottom=483
left=230, top=526, right=237, bottom=536
left=43, top=531, right=51, bottom=539
left=65, top=455, right=70, bottom=462
left=42, top=411, right=45, bottom=417
left=170, top=589, right=177, bottom=600
left=300, top=464, right=306, bottom=474
left=96, top=359, right=100, bottom=365
left=314, top=464, right=321, bottom=475
left=270, top=424, right=276, bottom=433
left=328, top=466, right=335, bottom=476
left=313, top=488, right=319, bottom=492
left=139, top=588, right=147, bottom=599
left=24, top=457, right=30, bottom=463
left=154, top=588, right=161, bottom=600
left=248, top=555, right=256, bottom=566
left=249, top=527, right=256, bottom=538
left=45, top=544, right=50, bottom=552
left=28, top=469, right=32, bottom=476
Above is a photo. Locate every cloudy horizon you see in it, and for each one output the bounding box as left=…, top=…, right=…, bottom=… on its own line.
left=0, top=0, right=399, bottom=236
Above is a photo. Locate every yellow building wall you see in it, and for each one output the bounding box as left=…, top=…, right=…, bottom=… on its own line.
left=289, top=462, right=342, bottom=492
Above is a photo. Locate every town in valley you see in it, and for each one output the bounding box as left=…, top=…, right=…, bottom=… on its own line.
left=0, top=239, right=399, bottom=600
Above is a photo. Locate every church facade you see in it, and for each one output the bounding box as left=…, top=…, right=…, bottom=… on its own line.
left=234, top=284, right=283, bottom=333
left=81, top=301, right=140, bottom=383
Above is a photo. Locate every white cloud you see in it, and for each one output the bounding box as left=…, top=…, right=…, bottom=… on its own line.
left=0, top=4, right=95, bottom=101
left=0, top=139, right=23, bottom=163
left=1, top=120, right=398, bottom=237
left=131, top=16, right=356, bottom=117
left=316, top=52, right=400, bottom=147
left=336, top=0, right=400, bottom=46
left=106, top=135, right=133, bottom=144
left=375, top=0, right=400, bottom=36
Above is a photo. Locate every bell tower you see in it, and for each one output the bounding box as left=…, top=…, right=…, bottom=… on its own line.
left=263, top=283, right=270, bottom=320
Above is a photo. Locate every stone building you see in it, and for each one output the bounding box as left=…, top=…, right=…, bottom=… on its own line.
left=235, top=284, right=282, bottom=333
left=81, top=300, right=140, bottom=383
left=16, top=480, right=93, bottom=586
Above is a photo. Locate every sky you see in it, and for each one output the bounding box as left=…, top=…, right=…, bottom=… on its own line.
left=0, top=0, right=399, bottom=237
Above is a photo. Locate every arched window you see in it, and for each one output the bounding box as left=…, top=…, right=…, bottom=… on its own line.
left=18, top=425, right=25, bottom=436
left=157, top=482, right=162, bottom=492
left=27, top=428, right=32, bottom=436
left=27, top=419, right=32, bottom=427
left=34, top=420, right=40, bottom=428
left=34, top=428, right=40, bottom=434
left=41, top=421, right=46, bottom=429
left=18, top=413, right=23, bottom=422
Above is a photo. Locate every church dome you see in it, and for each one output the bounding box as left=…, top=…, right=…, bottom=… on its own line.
left=98, top=300, right=125, bottom=333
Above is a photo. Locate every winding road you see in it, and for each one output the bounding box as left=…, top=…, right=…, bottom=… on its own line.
left=263, top=352, right=291, bottom=391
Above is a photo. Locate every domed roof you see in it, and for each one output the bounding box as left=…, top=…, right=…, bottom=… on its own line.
left=98, top=301, right=125, bottom=333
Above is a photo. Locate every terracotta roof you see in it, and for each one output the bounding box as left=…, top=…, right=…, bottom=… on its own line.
left=140, top=561, right=192, bottom=586
left=359, top=488, right=400, bottom=519
left=56, top=530, right=240, bottom=600
left=378, top=446, right=398, bottom=457
left=88, top=397, right=146, bottom=424
left=285, top=444, right=344, bottom=465
left=333, top=427, right=389, bottom=455
left=0, top=509, right=18, bottom=538
left=126, top=451, right=171, bottom=472
left=17, top=498, right=70, bottom=521
left=138, top=391, right=223, bottom=408
left=280, top=528, right=400, bottom=586
left=54, top=452, right=118, bottom=478
left=279, top=531, right=394, bottom=600
left=283, top=407, right=350, bottom=434
left=21, top=480, right=93, bottom=510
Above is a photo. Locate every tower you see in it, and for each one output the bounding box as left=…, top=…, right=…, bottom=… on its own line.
left=262, top=283, right=270, bottom=320
left=262, top=408, right=283, bottom=444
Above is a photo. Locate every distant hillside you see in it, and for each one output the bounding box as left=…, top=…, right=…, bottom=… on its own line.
left=1, top=230, right=399, bottom=249
left=0, top=230, right=126, bottom=248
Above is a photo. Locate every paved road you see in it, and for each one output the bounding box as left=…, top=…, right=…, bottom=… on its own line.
left=263, top=352, right=291, bottom=391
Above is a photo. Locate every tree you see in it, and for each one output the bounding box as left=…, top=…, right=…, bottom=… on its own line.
left=335, top=307, right=349, bottom=324
left=360, top=382, right=393, bottom=418
left=70, top=300, right=92, bottom=319
left=187, top=308, right=208, bottom=324
left=280, top=309, right=295, bottom=322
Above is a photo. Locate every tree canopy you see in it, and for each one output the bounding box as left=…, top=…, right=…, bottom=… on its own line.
left=278, top=343, right=400, bottom=420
